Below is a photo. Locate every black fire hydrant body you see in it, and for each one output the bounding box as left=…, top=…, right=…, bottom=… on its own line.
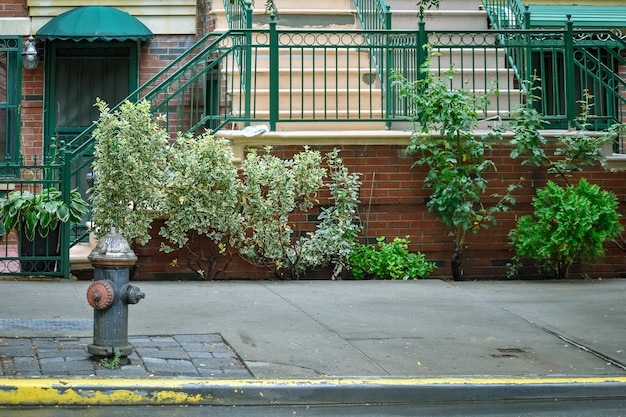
left=86, top=228, right=144, bottom=359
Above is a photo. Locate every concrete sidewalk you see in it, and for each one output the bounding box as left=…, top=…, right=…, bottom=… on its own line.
left=1, top=279, right=625, bottom=406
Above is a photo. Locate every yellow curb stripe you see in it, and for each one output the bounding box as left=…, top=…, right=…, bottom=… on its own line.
left=2, top=377, right=626, bottom=406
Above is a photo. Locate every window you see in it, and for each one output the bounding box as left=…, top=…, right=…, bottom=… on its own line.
left=0, top=38, right=20, bottom=167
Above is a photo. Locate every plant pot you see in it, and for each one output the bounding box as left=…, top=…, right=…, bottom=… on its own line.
left=19, top=225, right=60, bottom=273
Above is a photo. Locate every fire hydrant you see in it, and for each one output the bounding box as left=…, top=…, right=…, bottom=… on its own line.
left=86, top=227, right=144, bottom=361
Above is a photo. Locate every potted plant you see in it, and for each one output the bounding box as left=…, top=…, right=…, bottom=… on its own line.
left=0, top=187, right=88, bottom=272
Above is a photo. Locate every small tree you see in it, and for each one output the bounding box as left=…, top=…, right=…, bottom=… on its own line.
left=159, top=132, right=243, bottom=279
left=91, top=99, right=169, bottom=245
left=394, top=54, right=518, bottom=281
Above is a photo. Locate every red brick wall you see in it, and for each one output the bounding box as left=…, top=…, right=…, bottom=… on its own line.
left=0, top=0, right=28, bottom=17
left=20, top=61, right=45, bottom=163
left=130, top=144, right=626, bottom=281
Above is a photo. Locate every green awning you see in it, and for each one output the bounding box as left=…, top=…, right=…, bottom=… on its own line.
left=526, top=5, right=626, bottom=29
left=36, top=6, right=153, bottom=42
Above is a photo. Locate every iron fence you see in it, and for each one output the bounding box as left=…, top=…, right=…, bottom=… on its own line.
left=0, top=151, right=88, bottom=277
left=482, top=0, right=527, bottom=30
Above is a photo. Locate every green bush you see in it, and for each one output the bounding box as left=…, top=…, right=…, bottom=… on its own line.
left=508, top=178, right=622, bottom=280
left=348, top=236, right=436, bottom=280
left=91, top=99, right=169, bottom=245
left=238, top=147, right=362, bottom=279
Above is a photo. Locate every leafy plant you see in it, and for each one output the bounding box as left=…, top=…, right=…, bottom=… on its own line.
left=237, top=147, right=361, bottom=279
left=159, top=132, right=243, bottom=279
left=0, top=187, right=88, bottom=241
left=507, top=88, right=624, bottom=279
left=393, top=52, right=519, bottom=281
left=348, top=236, right=436, bottom=280
left=508, top=179, right=622, bottom=280
left=295, top=149, right=362, bottom=279
left=99, top=348, right=121, bottom=369
left=507, top=89, right=612, bottom=185
left=91, top=99, right=169, bottom=245
left=417, top=0, right=440, bottom=16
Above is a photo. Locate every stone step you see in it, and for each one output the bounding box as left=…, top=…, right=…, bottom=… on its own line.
left=230, top=88, right=384, bottom=112
left=392, top=9, right=489, bottom=30
left=70, top=242, right=93, bottom=272
left=229, top=67, right=380, bottom=90
left=212, top=0, right=356, bottom=30
left=385, top=0, right=482, bottom=11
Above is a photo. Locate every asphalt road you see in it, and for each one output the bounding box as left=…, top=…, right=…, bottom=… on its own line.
left=3, top=400, right=626, bottom=417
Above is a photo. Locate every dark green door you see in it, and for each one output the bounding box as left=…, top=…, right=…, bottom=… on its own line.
left=44, top=41, right=139, bottom=152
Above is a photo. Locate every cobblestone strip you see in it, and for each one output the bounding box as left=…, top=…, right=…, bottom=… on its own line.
left=0, top=334, right=251, bottom=378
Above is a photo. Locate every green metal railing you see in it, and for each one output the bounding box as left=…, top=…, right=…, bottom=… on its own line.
left=354, top=0, right=391, bottom=31
left=0, top=145, right=88, bottom=278
left=62, top=23, right=626, bottom=152
left=224, top=0, right=253, bottom=31
left=482, top=0, right=528, bottom=30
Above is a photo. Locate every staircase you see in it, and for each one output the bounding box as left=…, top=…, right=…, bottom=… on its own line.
left=389, top=0, right=520, bottom=128
left=213, top=0, right=386, bottom=131
left=212, top=0, right=519, bottom=133
left=387, top=0, right=486, bottom=30
left=212, top=0, right=356, bottom=31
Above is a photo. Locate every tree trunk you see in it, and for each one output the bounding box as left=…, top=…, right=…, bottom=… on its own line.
left=451, top=241, right=464, bottom=281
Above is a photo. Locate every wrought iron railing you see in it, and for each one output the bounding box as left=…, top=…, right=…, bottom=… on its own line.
left=482, top=0, right=527, bottom=30
left=223, top=0, right=253, bottom=31
left=63, top=24, right=626, bottom=176
left=0, top=145, right=88, bottom=278
left=353, top=0, right=391, bottom=31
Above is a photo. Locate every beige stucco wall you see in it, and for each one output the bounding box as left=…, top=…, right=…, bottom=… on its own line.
left=0, top=18, right=30, bottom=35
left=27, top=0, right=197, bottom=35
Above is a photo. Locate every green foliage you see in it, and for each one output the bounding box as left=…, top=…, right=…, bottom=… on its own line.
left=159, top=133, right=243, bottom=279
left=238, top=147, right=362, bottom=279
left=0, top=187, right=88, bottom=241
left=296, top=149, right=362, bottom=279
left=393, top=52, right=518, bottom=280
left=417, top=0, right=440, bottom=15
left=91, top=99, right=169, bottom=245
left=99, top=348, right=121, bottom=369
left=348, top=236, right=436, bottom=280
left=160, top=132, right=242, bottom=251
left=237, top=146, right=325, bottom=274
left=263, top=0, right=279, bottom=16
left=90, top=100, right=363, bottom=280
left=508, top=178, right=622, bottom=280
left=506, top=89, right=613, bottom=183
left=506, top=88, right=624, bottom=279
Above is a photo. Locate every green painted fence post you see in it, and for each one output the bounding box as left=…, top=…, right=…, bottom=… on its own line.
left=243, top=0, right=253, bottom=127
left=564, top=15, right=575, bottom=129
left=61, top=143, right=71, bottom=279
left=269, top=14, right=279, bottom=132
